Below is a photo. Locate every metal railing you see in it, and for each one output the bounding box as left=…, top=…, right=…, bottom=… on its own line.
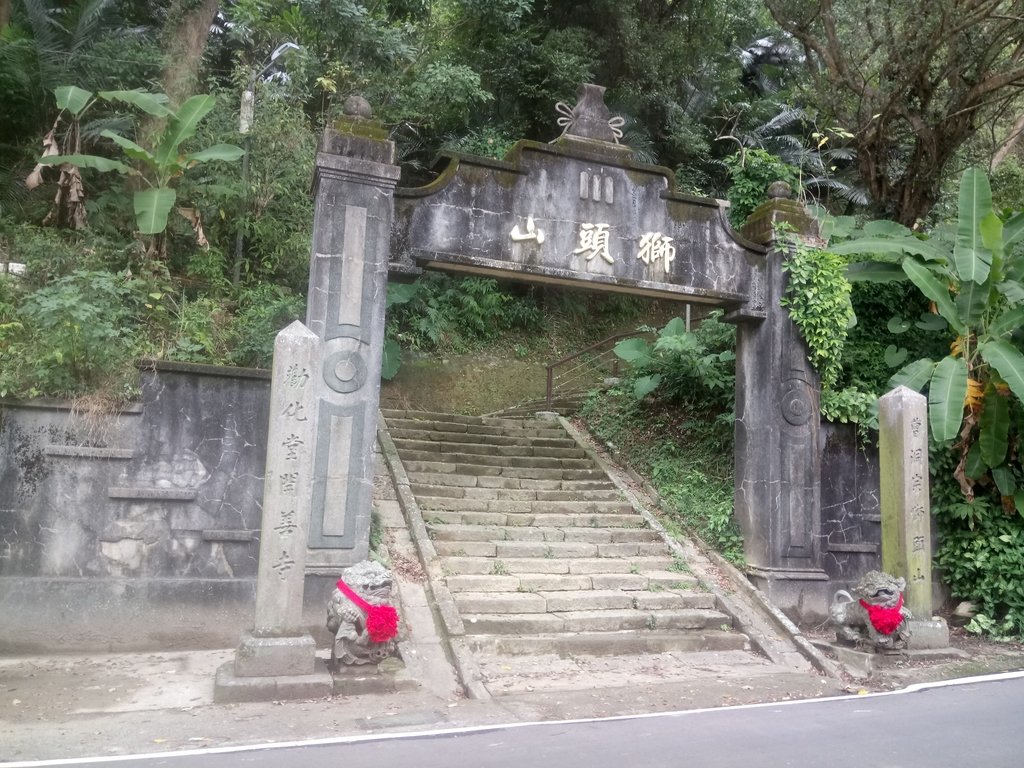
left=545, top=330, right=650, bottom=409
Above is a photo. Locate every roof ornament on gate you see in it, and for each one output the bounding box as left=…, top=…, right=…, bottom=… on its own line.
left=554, top=83, right=626, bottom=144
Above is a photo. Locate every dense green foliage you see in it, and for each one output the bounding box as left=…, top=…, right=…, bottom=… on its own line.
left=778, top=230, right=852, bottom=390
left=597, top=313, right=743, bottom=562
left=3, top=0, right=1024, bottom=638
left=827, top=169, right=1024, bottom=637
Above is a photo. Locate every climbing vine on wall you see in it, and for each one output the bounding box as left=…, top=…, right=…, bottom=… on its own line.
left=777, top=226, right=853, bottom=390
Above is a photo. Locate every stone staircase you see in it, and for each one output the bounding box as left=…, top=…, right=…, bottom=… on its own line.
left=380, top=409, right=748, bottom=659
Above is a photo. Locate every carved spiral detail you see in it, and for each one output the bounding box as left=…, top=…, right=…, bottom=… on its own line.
left=779, top=378, right=813, bottom=426
left=323, top=348, right=367, bottom=394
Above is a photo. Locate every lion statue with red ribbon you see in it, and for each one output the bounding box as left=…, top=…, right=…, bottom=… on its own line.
left=830, top=570, right=912, bottom=650
left=327, top=561, right=400, bottom=666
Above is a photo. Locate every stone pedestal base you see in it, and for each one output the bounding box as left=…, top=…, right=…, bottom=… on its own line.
left=234, top=631, right=316, bottom=677
left=905, top=617, right=950, bottom=650
left=213, top=630, right=332, bottom=703
left=214, top=658, right=334, bottom=703
left=811, top=639, right=967, bottom=679
left=747, top=567, right=831, bottom=624
left=332, top=656, right=417, bottom=696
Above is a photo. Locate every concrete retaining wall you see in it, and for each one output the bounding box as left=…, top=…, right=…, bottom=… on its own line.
left=1, top=362, right=885, bottom=651
left=0, top=362, right=334, bottom=652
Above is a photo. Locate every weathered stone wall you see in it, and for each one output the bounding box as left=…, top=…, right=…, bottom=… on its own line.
left=819, top=421, right=882, bottom=590
left=0, top=362, right=330, bottom=652
left=0, top=361, right=886, bottom=650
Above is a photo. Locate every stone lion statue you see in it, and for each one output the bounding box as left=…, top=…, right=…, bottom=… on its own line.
left=830, top=570, right=913, bottom=650
left=326, top=560, right=399, bottom=666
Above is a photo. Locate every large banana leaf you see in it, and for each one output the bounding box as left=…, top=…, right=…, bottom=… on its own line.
left=956, top=274, right=991, bottom=327
left=133, top=188, right=177, bottom=235
left=997, top=281, right=1024, bottom=304
left=98, top=90, right=173, bottom=118
left=979, top=383, right=1010, bottom=467
left=846, top=262, right=907, bottom=282
left=989, top=305, right=1024, bottom=339
left=54, top=86, right=93, bottom=116
left=953, top=167, right=993, bottom=284
left=100, top=130, right=155, bottom=164
left=154, top=95, right=217, bottom=171
left=184, top=144, right=245, bottom=164
left=928, top=355, right=968, bottom=442
left=38, top=154, right=131, bottom=174
left=830, top=236, right=947, bottom=262
left=1004, top=211, right=1024, bottom=250
left=381, top=338, right=401, bottom=380
left=902, top=258, right=965, bottom=333
left=980, top=339, right=1024, bottom=403
left=888, top=358, right=936, bottom=391
left=992, top=466, right=1017, bottom=497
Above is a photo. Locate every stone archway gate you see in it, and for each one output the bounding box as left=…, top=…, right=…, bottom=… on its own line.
left=303, top=85, right=828, bottom=619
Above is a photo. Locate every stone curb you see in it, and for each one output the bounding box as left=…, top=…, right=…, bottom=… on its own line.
left=556, top=415, right=842, bottom=680
left=377, top=416, right=491, bottom=700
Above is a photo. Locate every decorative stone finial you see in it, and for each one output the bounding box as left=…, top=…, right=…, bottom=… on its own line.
left=555, top=84, right=625, bottom=144
left=767, top=181, right=792, bottom=199
left=343, top=95, right=373, bottom=120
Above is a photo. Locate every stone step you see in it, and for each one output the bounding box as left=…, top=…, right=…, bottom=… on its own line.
left=391, top=435, right=586, bottom=457
left=452, top=590, right=716, bottom=614
left=422, top=510, right=645, bottom=528
left=382, top=409, right=559, bottom=431
left=409, top=484, right=622, bottom=502
left=417, top=498, right=635, bottom=515
left=444, top=572, right=701, bottom=593
left=443, top=555, right=677, bottom=575
left=399, top=453, right=596, bottom=471
left=467, top=630, right=749, bottom=656
left=406, top=471, right=615, bottom=489
left=428, top=523, right=661, bottom=543
left=383, top=416, right=566, bottom=439
left=461, top=608, right=732, bottom=634
left=388, top=428, right=581, bottom=450
left=434, top=539, right=671, bottom=559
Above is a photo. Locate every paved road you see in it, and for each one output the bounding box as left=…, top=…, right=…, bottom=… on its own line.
left=9, top=673, right=1024, bottom=768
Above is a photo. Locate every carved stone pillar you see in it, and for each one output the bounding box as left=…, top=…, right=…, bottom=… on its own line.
left=305, top=114, right=400, bottom=567
left=735, top=185, right=828, bottom=622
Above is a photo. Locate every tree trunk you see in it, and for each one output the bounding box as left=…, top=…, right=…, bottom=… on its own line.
left=1, top=0, right=11, bottom=31
left=139, top=0, right=219, bottom=146
left=991, top=113, right=1024, bottom=171
left=159, top=0, right=220, bottom=110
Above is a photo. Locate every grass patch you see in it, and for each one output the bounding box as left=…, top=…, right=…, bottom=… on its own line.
left=579, top=388, right=744, bottom=566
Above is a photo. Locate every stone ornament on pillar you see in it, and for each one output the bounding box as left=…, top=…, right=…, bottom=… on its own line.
left=327, top=560, right=399, bottom=667
left=830, top=570, right=912, bottom=651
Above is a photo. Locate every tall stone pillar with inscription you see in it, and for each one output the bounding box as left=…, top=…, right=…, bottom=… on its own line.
left=215, top=322, right=332, bottom=702
left=879, top=386, right=949, bottom=648
left=735, top=183, right=828, bottom=622
left=305, top=100, right=401, bottom=569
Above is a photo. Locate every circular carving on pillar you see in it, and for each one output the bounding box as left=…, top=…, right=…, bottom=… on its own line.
left=779, top=378, right=813, bottom=426
left=323, top=348, right=368, bottom=394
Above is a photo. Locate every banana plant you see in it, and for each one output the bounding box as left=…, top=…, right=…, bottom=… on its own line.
left=830, top=168, right=1024, bottom=512
left=37, top=86, right=243, bottom=236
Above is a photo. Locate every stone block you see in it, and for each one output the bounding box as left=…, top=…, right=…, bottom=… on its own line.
left=905, top=617, right=950, bottom=650
left=454, top=592, right=547, bottom=613
left=214, top=658, right=333, bottom=703
left=541, top=590, right=634, bottom=611
left=234, top=631, right=317, bottom=678
left=518, top=574, right=592, bottom=591
left=445, top=575, right=521, bottom=593
left=433, top=540, right=498, bottom=557
left=463, top=613, right=565, bottom=634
